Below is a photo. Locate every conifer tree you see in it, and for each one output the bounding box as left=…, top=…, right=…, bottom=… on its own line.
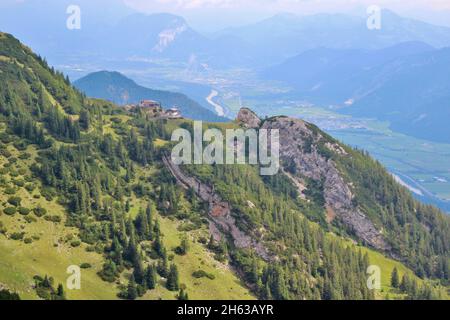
left=56, top=284, right=65, bottom=300
left=127, top=275, right=138, bottom=300
left=146, top=265, right=158, bottom=290
left=178, top=288, right=189, bottom=300
left=166, top=264, right=180, bottom=291
left=391, top=267, right=400, bottom=289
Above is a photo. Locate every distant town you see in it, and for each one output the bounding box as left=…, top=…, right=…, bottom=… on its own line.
left=124, top=100, right=182, bottom=119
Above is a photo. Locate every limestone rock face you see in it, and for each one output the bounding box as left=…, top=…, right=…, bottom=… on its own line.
left=162, top=155, right=270, bottom=261
left=166, top=107, right=391, bottom=255
left=236, top=108, right=261, bottom=129
left=261, top=116, right=390, bottom=252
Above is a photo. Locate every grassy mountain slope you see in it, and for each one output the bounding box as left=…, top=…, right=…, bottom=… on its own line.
left=0, top=32, right=249, bottom=300
left=74, top=71, right=227, bottom=123
left=0, top=32, right=449, bottom=300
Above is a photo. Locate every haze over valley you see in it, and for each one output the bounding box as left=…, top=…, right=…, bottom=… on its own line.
left=2, top=0, right=450, bottom=302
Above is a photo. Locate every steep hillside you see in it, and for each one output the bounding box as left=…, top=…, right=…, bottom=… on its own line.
left=74, top=71, right=227, bottom=122
left=258, top=115, right=450, bottom=278
left=0, top=32, right=449, bottom=300
left=0, top=32, right=250, bottom=300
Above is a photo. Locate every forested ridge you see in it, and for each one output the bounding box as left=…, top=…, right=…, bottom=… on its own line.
left=0, top=32, right=448, bottom=300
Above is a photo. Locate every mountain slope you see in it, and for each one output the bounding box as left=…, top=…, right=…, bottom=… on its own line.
left=263, top=41, right=434, bottom=101
left=264, top=42, right=450, bottom=143
left=217, top=10, right=450, bottom=65
left=0, top=32, right=449, bottom=300
left=344, top=47, right=450, bottom=143
left=5, top=3, right=450, bottom=70
left=74, top=71, right=227, bottom=122
left=0, top=2, right=252, bottom=68
left=0, top=31, right=249, bottom=300
left=109, top=13, right=210, bottom=60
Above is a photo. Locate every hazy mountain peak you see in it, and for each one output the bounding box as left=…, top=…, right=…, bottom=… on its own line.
left=74, top=71, right=227, bottom=122
left=266, top=12, right=299, bottom=21
left=153, top=23, right=189, bottom=53
left=80, top=70, right=137, bottom=85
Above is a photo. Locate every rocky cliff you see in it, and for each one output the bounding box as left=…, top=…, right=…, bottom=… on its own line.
left=249, top=112, right=390, bottom=251
left=163, top=155, right=271, bottom=260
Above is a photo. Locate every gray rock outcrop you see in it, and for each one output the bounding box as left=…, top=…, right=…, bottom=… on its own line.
left=259, top=115, right=390, bottom=251
left=236, top=108, right=261, bottom=129
left=163, top=155, right=271, bottom=260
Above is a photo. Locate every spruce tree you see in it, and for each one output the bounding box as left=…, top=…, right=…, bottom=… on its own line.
left=146, top=203, right=153, bottom=240
left=391, top=267, right=399, bottom=288
left=178, top=288, right=189, bottom=300
left=166, top=264, right=180, bottom=291
left=127, top=275, right=138, bottom=300
left=400, top=274, right=410, bottom=293
left=157, top=255, right=169, bottom=278
left=146, top=265, right=157, bottom=290
left=56, top=284, right=66, bottom=300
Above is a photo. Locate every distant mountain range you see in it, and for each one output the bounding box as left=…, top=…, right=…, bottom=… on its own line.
left=215, top=10, right=450, bottom=65
left=2, top=2, right=450, bottom=68
left=3, top=1, right=450, bottom=141
left=263, top=42, right=450, bottom=143
left=74, top=71, right=227, bottom=122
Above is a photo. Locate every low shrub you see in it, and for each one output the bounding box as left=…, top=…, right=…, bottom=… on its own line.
left=24, top=216, right=37, bottom=223
left=192, top=270, right=215, bottom=280
left=18, top=207, right=31, bottom=215
left=8, top=157, right=18, bottom=164
left=25, top=183, right=36, bottom=192
left=13, top=141, right=27, bottom=151
left=3, top=207, right=16, bottom=216
left=7, top=196, right=21, bottom=207
left=41, top=188, right=54, bottom=201
left=33, top=206, right=47, bottom=217
left=4, top=187, right=17, bottom=195
left=10, top=232, right=25, bottom=240
left=44, top=215, right=61, bottom=223
left=0, top=221, right=6, bottom=234
left=13, top=179, right=25, bottom=187
left=70, top=240, right=81, bottom=247
left=0, top=149, right=11, bottom=158
left=18, top=153, right=31, bottom=160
